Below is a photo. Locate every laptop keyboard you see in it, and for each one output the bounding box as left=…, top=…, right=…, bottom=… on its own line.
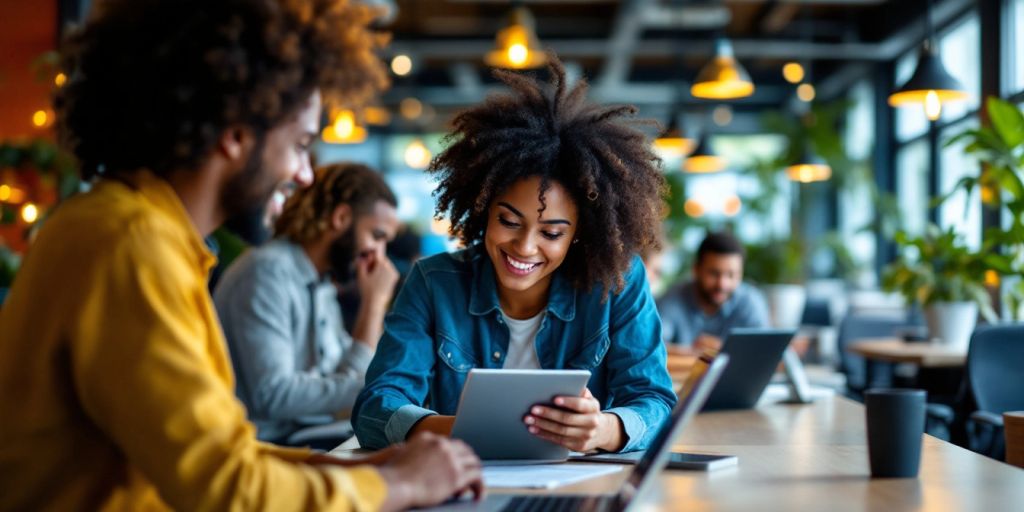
left=499, top=495, right=610, bottom=512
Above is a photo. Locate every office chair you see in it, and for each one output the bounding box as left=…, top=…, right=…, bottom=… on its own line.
left=963, top=324, right=1024, bottom=459
left=835, top=314, right=909, bottom=399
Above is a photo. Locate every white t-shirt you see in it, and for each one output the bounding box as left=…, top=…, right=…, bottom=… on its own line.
left=501, top=311, right=544, bottom=369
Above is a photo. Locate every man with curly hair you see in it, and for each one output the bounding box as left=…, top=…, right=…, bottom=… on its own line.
left=214, top=163, right=400, bottom=447
left=0, top=1, right=481, bottom=510
left=353, top=56, right=677, bottom=454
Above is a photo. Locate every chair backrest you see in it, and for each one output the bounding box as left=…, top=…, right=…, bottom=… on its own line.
left=800, top=298, right=832, bottom=327
left=967, top=324, right=1024, bottom=414
left=836, top=314, right=912, bottom=392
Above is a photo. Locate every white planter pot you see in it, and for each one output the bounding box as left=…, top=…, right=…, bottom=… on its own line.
left=924, top=301, right=978, bottom=351
left=761, top=284, right=807, bottom=329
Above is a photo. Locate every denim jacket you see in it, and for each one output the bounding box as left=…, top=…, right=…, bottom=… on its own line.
left=352, top=245, right=676, bottom=451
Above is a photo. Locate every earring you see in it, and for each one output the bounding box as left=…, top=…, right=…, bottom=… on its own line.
left=572, top=238, right=579, bottom=244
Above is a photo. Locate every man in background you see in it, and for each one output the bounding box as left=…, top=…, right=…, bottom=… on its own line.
left=215, top=163, right=400, bottom=448
left=657, top=231, right=769, bottom=355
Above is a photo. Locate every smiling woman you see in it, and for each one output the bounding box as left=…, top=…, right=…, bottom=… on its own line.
left=353, top=55, right=676, bottom=456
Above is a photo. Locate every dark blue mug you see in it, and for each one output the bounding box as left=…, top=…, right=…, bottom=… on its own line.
left=865, top=388, right=927, bottom=478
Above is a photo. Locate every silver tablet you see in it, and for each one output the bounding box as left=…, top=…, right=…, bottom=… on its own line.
left=449, top=369, right=591, bottom=463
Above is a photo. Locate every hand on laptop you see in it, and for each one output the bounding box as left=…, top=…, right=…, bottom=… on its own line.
left=693, top=334, right=723, bottom=354
left=377, top=432, right=484, bottom=511
left=524, top=388, right=626, bottom=453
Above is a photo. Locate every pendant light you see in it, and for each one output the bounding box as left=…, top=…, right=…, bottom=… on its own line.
left=888, top=0, right=968, bottom=121
left=684, top=135, right=726, bottom=173
left=654, top=112, right=695, bottom=158
left=691, top=39, right=755, bottom=100
left=785, top=149, right=832, bottom=183
left=485, top=6, right=546, bottom=70
left=404, top=138, right=432, bottom=170
left=321, top=109, right=367, bottom=144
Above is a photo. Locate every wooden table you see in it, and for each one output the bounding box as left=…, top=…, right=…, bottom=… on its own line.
left=847, top=338, right=967, bottom=367
left=357, top=396, right=1024, bottom=510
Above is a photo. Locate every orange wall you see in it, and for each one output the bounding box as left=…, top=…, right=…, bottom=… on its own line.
left=0, top=0, right=58, bottom=252
left=0, top=0, right=58, bottom=140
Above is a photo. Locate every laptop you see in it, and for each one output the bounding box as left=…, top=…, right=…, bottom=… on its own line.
left=698, top=328, right=796, bottom=411
left=435, top=354, right=730, bottom=512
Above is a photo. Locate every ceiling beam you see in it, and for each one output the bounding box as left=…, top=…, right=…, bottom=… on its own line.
left=389, top=38, right=886, bottom=61
left=386, top=0, right=974, bottom=63
left=596, top=0, right=655, bottom=92
left=381, top=83, right=792, bottom=107
left=759, top=2, right=802, bottom=34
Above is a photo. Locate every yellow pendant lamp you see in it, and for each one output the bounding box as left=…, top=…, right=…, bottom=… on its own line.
left=684, top=135, right=726, bottom=173
left=653, top=113, right=695, bottom=158
left=321, top=109, right=367, bottom=144
left=888, top=0, right=967, bottom=121
left=785, top=147, right=831, bottom=183
left=485, top=6, right=546, bottom=70
left=888, top=41, right=967, bottom=121
left=691, top=39, right=755, bottom=100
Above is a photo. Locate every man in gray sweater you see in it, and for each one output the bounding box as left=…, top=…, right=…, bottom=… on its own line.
left=214, top=162, right=400, bottom=447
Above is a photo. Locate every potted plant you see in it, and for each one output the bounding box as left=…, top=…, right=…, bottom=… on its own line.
left=744, top=237, right=807, bottom=328
left=882, top=225, right=996, bottom=350
left=941, top=97, right=1024, bottom=319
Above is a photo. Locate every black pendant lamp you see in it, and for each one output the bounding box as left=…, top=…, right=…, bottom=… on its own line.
left=888, top=0, right=968, bottom=121
left=654, top=113, right=695, bottom=158
left=684, top=135, right=726, bottom=173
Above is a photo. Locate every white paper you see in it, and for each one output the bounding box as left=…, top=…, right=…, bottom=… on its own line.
left=482, top=463, right=623, bottom=489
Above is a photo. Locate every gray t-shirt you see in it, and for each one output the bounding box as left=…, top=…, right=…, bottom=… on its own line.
left=213, top=239, right=374, bottom=442
left=656, top=280, right=770, bottom=346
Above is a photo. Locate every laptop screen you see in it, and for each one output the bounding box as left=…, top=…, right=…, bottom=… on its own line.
left=619, top=355, right=731, bottom=500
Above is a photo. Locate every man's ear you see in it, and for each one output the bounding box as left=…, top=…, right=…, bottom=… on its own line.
left=218, top=126, right=256, bottom=164
left=331, top=203, right=353, bottom=233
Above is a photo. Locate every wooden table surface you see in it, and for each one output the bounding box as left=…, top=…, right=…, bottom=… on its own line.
left=847, top=338, right=967, bottom=367
left=453, top=395, right=1024, bottom=511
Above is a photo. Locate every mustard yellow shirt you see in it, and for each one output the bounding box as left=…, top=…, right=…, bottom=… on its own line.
left=0, top=171, right=387, bottom=511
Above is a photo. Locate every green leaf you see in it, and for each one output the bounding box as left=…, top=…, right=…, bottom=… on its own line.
left=988, top=97, right=1024, bottom=148
left=982, top=254, right=1014, bottom=274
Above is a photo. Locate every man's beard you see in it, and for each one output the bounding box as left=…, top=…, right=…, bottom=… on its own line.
left=696, top=284, right=729, bottom=307
left=219, top=134, right=278, bottom=243
left=327, top=226, right=357, bottom=282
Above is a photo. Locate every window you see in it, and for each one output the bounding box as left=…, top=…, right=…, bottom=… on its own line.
left=315, top=136, right=383, bottom=170
left=938, top=117, right=982, bottom=249
left=1011, top=0, right=1024, bottom=94
left=937, top=15, right=981, bottom=120
left=706, top=134, right=790, bottom=241
left=839, top=80, right=877, bottom=273
left=895, top=140, right=930, bottom=237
